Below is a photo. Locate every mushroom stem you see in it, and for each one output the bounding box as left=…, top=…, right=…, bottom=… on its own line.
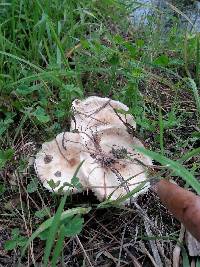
left=156, top=179, right=200, bottom=241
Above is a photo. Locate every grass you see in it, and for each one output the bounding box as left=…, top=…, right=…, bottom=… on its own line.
left=0, top=0, right=200, bottom=266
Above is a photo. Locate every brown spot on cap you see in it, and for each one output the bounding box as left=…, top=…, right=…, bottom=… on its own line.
left=44, top=155, right=53, bottom=164
left=68, top=158, right=78, bottom=167
left=54, top=171, right=61, bottom=177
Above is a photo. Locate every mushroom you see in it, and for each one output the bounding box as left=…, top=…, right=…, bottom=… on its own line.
left=34, top=132, right=85, bottom=193
left=71, top=96, right=136, bottom=134
left=33, top=95, right=200, bottom=244
left=79, top=127, right=152, bottom=202
left=34, top=96, right=151, bottom=204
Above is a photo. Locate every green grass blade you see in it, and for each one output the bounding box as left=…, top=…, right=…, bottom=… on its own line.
left=196, top=34, right=200, bottom=86
left=180, top=147, right=200, bottom=163
left=50, top=220, right=66, bottom=267
left=56, top=21, right=62, bottom=68
left=43, top=193, right=68, bottom=267
left=158, top=105, right=164, bottom=155
left=181, top=247, right=190, bottom=267
left=12, top=113, right=29, bottom=144
left=0, top=51, right=42, bottom=72
left=21, top=161, right=86, bottom=264
left=196, top=258, right=200, bottom=267
left=135, top=146, right=200, bottom=194
left=43, top=160, right=85, bottom=266
left=20, top=207, right=90, bottom=260
left=7, top=70, right=76, bottom=89
left=188, top=78, right=200, bottom=122
left=111, top=182, right=147, bottom=205
left=98, top=182, right=146, bottom=208
left=46, top=18, right=70, bottom=70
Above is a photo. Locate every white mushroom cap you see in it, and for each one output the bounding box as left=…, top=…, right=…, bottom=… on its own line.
left=34, top=96, right=152, bottom=204
left=71, top=96, right=136, bottom=134
left=34, top=132, right=85, bottom=193
left=79, top=127, right=152, bottom=202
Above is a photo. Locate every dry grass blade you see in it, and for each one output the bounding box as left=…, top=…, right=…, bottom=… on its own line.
left=116, top=223, right=127, bottom=267
left=144, top=221, right=163, bottom=267
left=166, top=2, right=194, bottom=26
left=93, top=217, right=142, bottom=267
left=76, top=235, right=94, bottom=267
left=139, top=241, right=160, bottom=267
left=173, top=224, right=185, bottom=267
left=188, top=78, right=200, bottom=122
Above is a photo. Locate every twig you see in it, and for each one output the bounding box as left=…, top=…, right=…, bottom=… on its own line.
left=139, top=241, right=159, bottom=267
left=117, top=223, right=127, bottom=267
left=173, top=224, right=185, bottom=267
left=144, top=220, right=163, bottom=267
left=15, top=172, right=36, bottom=267
left=93, top=217, right=142, bottom=267
left=88, top=99, right=111, bottom=117
left=76, top=235, right=94, bottom=267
